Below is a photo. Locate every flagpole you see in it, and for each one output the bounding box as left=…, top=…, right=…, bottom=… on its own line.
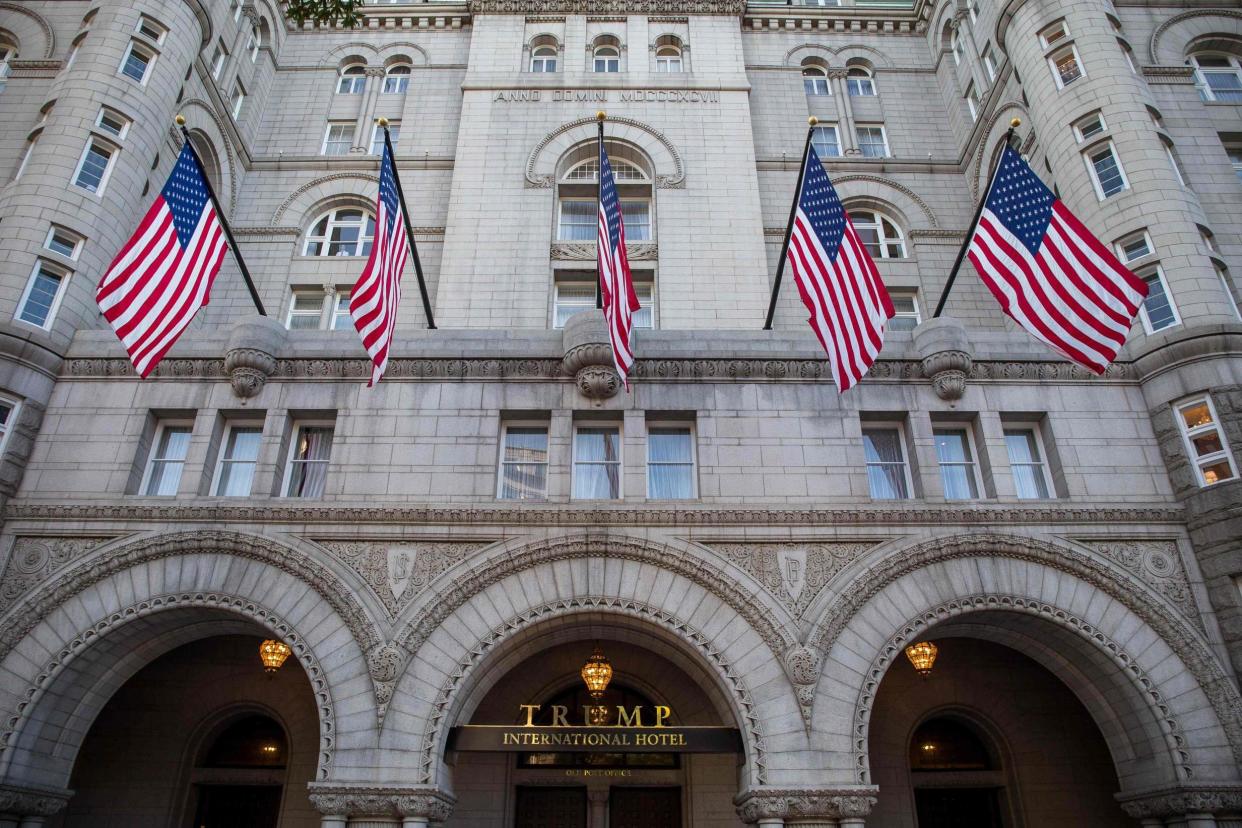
left=763, top=117, right=818, bottom=331
left=932, top=117, right=1021, bottom=318
left=379, top=118, right=437, bottom=329
left=596, top=111, right=606, bottom=311
left=175, top=115, right=266, bottom=316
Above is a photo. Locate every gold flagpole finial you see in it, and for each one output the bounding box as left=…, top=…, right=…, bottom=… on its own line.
left=1010, top=117, right=1022, bottom=128
left=596, top=110, right=607, bottom=121
left=174, top=114, right=186, bottom=126
left=808, top=116, right=819, bottom=127
left=378, top=117, right=389, bottom=127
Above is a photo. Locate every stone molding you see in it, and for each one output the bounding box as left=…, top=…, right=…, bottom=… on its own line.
left=1148, top=9, right=1242, bottom=65
left=417, top=594, right=767, bottom=786
left=704, top=540, right=879, bottom=618
left=1116, top=784, right=1242, bottom=818
left=224, top=347, right=277, bottom=398
left=831, top=174, right=939, bottom=228
left=271, top=172, right=380, bottom=225
left=848, top=592, right=1192, bottom=783
left=471, top=1, right=745, bottom=13
left=1074, top=538, right=1199, bottom=625
left=0, top=592, right=338, bottom=782
left=0, top=536, right=121, bottom=615
left=0, top=783, right=72, bottom=817
left=551, top=241, right=658, bottom=260
left=55, top=355, right=1140, bottom=382
left=734, top=787, right=878, bottom=823
left=0, top=4, right=55, bottom=58
left=4, top=502, right=1186, bottom=528
left=307, top=784, right=454, bottom=820
left=526, top=116, right=685, bottom=188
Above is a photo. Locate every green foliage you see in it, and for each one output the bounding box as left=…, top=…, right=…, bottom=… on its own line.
left=284, top=0, right=362, bottom=28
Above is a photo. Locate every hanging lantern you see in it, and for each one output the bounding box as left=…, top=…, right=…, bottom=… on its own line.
left=905, top=641, right=938, bottom=678
left=260, top=639, right=292, bottom=674
left=580, top=646, right=613, bottom=699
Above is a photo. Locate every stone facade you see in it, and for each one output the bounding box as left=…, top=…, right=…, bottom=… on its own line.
left=0, top=0, right=1239, bottom=826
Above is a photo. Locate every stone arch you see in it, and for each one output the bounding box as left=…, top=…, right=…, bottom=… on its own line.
left=177, top=98, right=238, bottom=214
left=526, top=117, right=685, bottom=188
left=834, top=45, right=895, bottom=69
left=804, top=532, right=1242, bottom=789
left=1149, top=9, right=1242, bottom=65
left=0, top=3, right=54, bottom=59
left=968, top=100, right=1030, bottom=200
left=832, top=176, right=940, bottom=229
left=0, top=530, right=388, bottom=791
left=271, top=172, right=380, bottom=226
left=376, top=41, right=429, bottom=67
left=320, top=41, right=379, bottom=68
left=785, top=43, right=834, bottom=66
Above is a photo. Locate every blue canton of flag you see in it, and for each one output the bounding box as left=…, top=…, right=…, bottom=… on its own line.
left=984, top=146, right=1056, bottom=256
left=163, top=147, right=213, bottom=246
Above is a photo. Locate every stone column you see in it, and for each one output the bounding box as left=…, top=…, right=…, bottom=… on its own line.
left=319, top=817, right=347, bottom=828
left=588, top=789, right=609, bottom=827
left=0, top=784, right=72, bottom=828
left=219, top=5, right=258, bottom=96
left=735, top=787, right=878, bottom=828
left=827, top=70, right=856, bottom=155
left=308, top=784, right=455, bottom=828
left=1117, top=783, right=1242, bottom=827
left=353, top=68, right=387, bottom=154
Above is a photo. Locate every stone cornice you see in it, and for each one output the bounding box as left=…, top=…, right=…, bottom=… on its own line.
left=744, top=11, right=922, bottom=34
left=1116, top=784, right=1242, bottom=818
left=2, top=502, right=1185, bottom=527
left=0, top=783, right=73, bottom=817
left=471, top=0, right=745, bottom=13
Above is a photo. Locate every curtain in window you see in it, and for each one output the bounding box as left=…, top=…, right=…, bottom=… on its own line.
left=147, top=427, right=191, bottom=495
left=934, top=431, right=977, bottom=499
left=288, top=427, right=333, bottom=497
left=501, top=427, right=548, bottom=499
left=863, top=429, right=908, bottom=499
left=1004, top=431, right=1049, bottom=498
left=648, top=429, right=692, bottom=499
left=573, top=428, right=620, bottom=499
left=217, top=428, right=262, bottom=496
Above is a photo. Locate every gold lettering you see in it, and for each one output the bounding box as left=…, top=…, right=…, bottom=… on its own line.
left=616, top=706, right=643, bottom=727
left=655, top=705, right=672, bottom=727
left=551, top=705, right=569, bottom=727
left=520, top=704, right=540, bottom=727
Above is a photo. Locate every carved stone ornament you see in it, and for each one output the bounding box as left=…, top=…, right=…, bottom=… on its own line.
left=561, top=310, right=621, bottom=399
left=0, top=536, right=119, bottom=615
left=913, top=316, right=973, bottom=401
left=307, top=784, right=455, bottom=820
left=783, top=645, right=822, bottom=730
left=0, top=783, right=73, bottom=817
left=734, top=787, right=879, bottom=823
left=223, top=316, right=287, bottom=399
left=366, top=643, right=405, bottom=721
left=1075, top=539, right=1198, bottom=624
left=1116, top=784, right=1242, bottom=818
left=471, top=1, right=745, bottom=16
left=551, top=242, right=658, bottom=261
left=708, top=540, right=877, bottom=617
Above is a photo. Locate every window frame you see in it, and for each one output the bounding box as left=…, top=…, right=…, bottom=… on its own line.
left=322, top=122, right=354, bottom=156
left=1135, top=264, right=1181, bottom=334
left=370, top=122, right=399, bottom=155
left=139, top=419, right=194, bottom=496
left=496, top=421, right=551, bottom=500
left=285, top=289, right=328, bottom=330
left=855, top=125, right=891, bottom=158
left=1216, top=263, right=1241, bottom=322
left=811, top=124, right=841, bottom=158
left=966, top=82, right=980, bottom=121
left=593, top=45, right=620, bottom=73
left=655, top=46, right=683, bottom=73
left=1048, top=44, right=1085, bottom=89
left=1072, top=111, right=1106, bottom=143
left=382, top=64, right=410, bottom=94
left=211, top=41, right=228, bottom=79
left=72, top=138, right=118, bottom=196
left=802, top=64, right=831, bottom=96
left=212, top=422, right=264, bottom=497
left=44, top=225, right=84, bottom=260
left=1039, top=20, right=1068, bottom=49
left=887, top=289, right=922, bottom=331
left=15, top=259, right=70, bottom=330
left=553, top=278, right=654, bottom=330
left=247, top=24, right=260, bottom=62
left=1083, top=140, right=1129, bottom=200
left=850, top=209, right=906, bottom=259
left=1189, top=53, right=1242, bottom=103
left=861, top=423, right=914, bottom=500
left=1174, top=395, right=1239, bottom=487
left=1003, top=423, right=1054, bottom=499
left=846, top=67, right=876, bottom=97
left=646, top=423, right=697, bottom=500
left=302, top=208, right=376, bottom=258
left=95, top=107, right=131, bottom=140
left=119, top=40, right=156, bottom=85
left=331, top=290, right=353, bottom=329
left=1114, top=230, right=1154, bottom=264
left=282, top=420, right=335, bottom=498
left=571, top=423, right=624, bottom=501
left=933, top=426, right=983, bottom=500
left=0, top=397, right=20, bottom=459
left=981, top=43, right=997, bottom=81
left=135, top=15, right=168, bottom=45
left=14, top=134, right=37, bottom=181
left=230, top=80, right=245, bottom=119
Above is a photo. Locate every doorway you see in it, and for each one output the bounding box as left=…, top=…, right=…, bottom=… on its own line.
left=610, top=787, right=682, bottom=828
left=515, top=786, right=587, bottom=828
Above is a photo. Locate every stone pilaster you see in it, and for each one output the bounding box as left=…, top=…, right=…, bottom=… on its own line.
left=0, top=784, right=72, bottom=825
left=1116, top=784, right=1242, bottom=825
left=734, top=787, right=879, bottom=827
left=307, top=784, right=455, bottom=827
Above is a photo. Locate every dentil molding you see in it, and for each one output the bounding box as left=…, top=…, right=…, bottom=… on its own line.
left=470, top=1, right=745, bottom=14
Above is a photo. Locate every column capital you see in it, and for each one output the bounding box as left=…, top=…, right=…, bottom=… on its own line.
left=307, top=784, right=455, bottom=821
left=734, top=787, right=879, bottom=824
left=0, top=784, right=72, bottom=818
left=1116, top=784, right=1242, bottom=819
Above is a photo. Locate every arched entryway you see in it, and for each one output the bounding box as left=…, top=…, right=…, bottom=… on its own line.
left=46, top=634, right=320, bottom=828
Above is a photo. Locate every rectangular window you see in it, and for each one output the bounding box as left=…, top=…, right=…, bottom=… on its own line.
left=498, top=425, right=549, bottom=500
left=142, top=422, right=192, bottom=496
left=1050, top=45, right=1084, bottom=88
left=285, top=290, right=326, bottom=330
left=554, top=280, right=653, bottom=329
left=888, top=290, right=921, bottom=332
left=966, top=83, right=980, bottom=121
left=283, top=423, right=334, bottom=498
left=322, top=123, right=353, bottom=156
left=44, top=226, right=83, bottom=260
left=1085, top=142, right=1127, bottom=199
left=856, top=125, right=890, bottom=158
left=0, top=398, right=17, bottom=457
left=332, top=291, right=353, bottom=329
left=647, top=426, right=695, bottom=499
left=119, top=41, right=154, bottom=84
left=1227, top=141, right=1242, bottom=183
left=230, top=81, right=245, bottom=118
left=1217, top=265, right=1241, bottom=322
left=1137, top=265, right=1179, bottom=333
left=371, top=123, right=400, bottom=155
left=1175, top=396, right=1238, bottom=486
left=15, top=136, right=36, bottom=181
left=1039, top=20, right=1068, bottom=48
left=1073, top=112, right=1105, bottom=142
left=213, top=424, right=262, bottom=496
left=1165, top=141, right=1187, bottom=187
left=96, top=107, right=131, bottom=139
left=981, top=44, right=997, bottom=81
left=136, top=15, right=167, bottom=44
left=812, top=125, right=841, bottom=158
left=1115, top=231, right=1153, bottom=263
left=863, top=426, right=912, bottom=499
left=1004, top=427, right=1051, bottom=498
left=558, top=199, right=595, bottom=241
left=16, top=261, right=68, bottom=328
left=621, top=201, right=651, bottom=241
left=211, top=42, right=227, bottom=79
left=934, top=428, right=980, bottom=499
left=573, top=425, right=622, bottom=500
left=73, top=140, right=115, bottom=195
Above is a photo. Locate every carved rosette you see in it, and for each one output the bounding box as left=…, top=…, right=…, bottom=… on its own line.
left=1116, top=784, right=1242, bottom=818
left=307, top=784, right=455, bottom=820
left=561, top=310, right=621, bottom=400
left=367, top=643, right=406, bottom=721
left=783, top=646, right=821, bottom=731
left=734, top=788, right=879, bottom=824
left=0, top=783, right=73, bottom=817
left=224, top=348, right=277, bottom=398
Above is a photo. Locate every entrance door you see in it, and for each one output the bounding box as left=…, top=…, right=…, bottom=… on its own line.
left=610, top=787, right=682, bottom=828
left=515, top=786, right=587, bottom=828
left=192, top=785, right=283, bottom=828
left=914, top=788, right=1004, bottom=828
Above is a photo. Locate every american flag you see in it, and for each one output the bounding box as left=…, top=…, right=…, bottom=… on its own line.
left=598, top=141, right=642, bottom=389
left=787, top=144, right=895, bottom=392
left=96, top=144, right=227, bottom=378
left=350, top=140, right=410, bottom=386
left=967, top=146, right=1147, bottom=373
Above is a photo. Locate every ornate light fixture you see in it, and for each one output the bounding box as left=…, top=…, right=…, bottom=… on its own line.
left=580, top=646, right=613, bottom=699
left=260, top=639, right=292, bottom=674
left=904, top=641, right=938, bottom=678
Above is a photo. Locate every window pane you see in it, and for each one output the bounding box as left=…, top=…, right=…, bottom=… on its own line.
left=1201, top=459, right=1235, bottom=484
left=812, top=127, right=840, bottom=158
left=1179, top=402, right=1213, bottom=429
left=935, top=429, right=978, bottom=499
left=501, top=462, right=547, bottom=499
left=555, top=283, right=596, bottom=328
left=1003, top=430, right=1039, bottom=464
left=863, top=429, right=908, bottom=500
left=574, top=427, right=620, bottom=499
left=145, top=426, right=191, bottom=496
left=19, top=266, right=63, bottom=326
left=287, top=426, right=333, bottom=497
left=576, top=427, right=620, bottom=461
left=649, top=463, right=692, bottom=499
left=75, top=146, right=111, bottom=192
left=934, top=430, right=971, bottom=463
left=1092, top=148, right=1125, bottom=197
left=621, top=201, right=650, bottom=241
left=1142, top=273, right=1177, bottom=330
left=504, top=427, right=548, bottom=464
left=1191, top=431, right=1224, bottom=457
left=46, top=232, right=77, bottom=257
left=121, top=48, right=149, bottom=81
left=1055, top=50, right=1082, bottom=85
left=216, top=427, right=261, bottom=496
left=649, top=428, right=692, bottom=462
left=560, top=200, right=596, bottom=241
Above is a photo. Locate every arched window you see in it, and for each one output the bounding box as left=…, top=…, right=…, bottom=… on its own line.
left=802, top=61, right=830, bottom=95
left=655, top=36, right=683, bottom=72
left=910, top=716, right=1006, bottom=827
left=337, top=63, right=366, bottom=94
left=531, top=45, right=557, bottom=72
left=303, top=208, right=375, bottom=257
left=0, top=39, right=17, bottom=90
left=950, top=28, right=963, bottom=65
left=1188, top=53, right=1242, bottom=102
left=191, top=714, right=288, bottom=828
left=557, top=143, right=651, bottom=242
left=847, top=66, right=876, bottom=96
left=247, top=24, right=260, bottom=62
left=383, top=63, right=410, bottom=94
left=851, top=210, right=907, bottom=259
left=188, top=132, right=221, bottom=192
left=593, top=37, right=621, bottom=73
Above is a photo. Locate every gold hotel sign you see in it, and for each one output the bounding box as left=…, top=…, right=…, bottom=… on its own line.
left=448, top=704, right=742, bottom=754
